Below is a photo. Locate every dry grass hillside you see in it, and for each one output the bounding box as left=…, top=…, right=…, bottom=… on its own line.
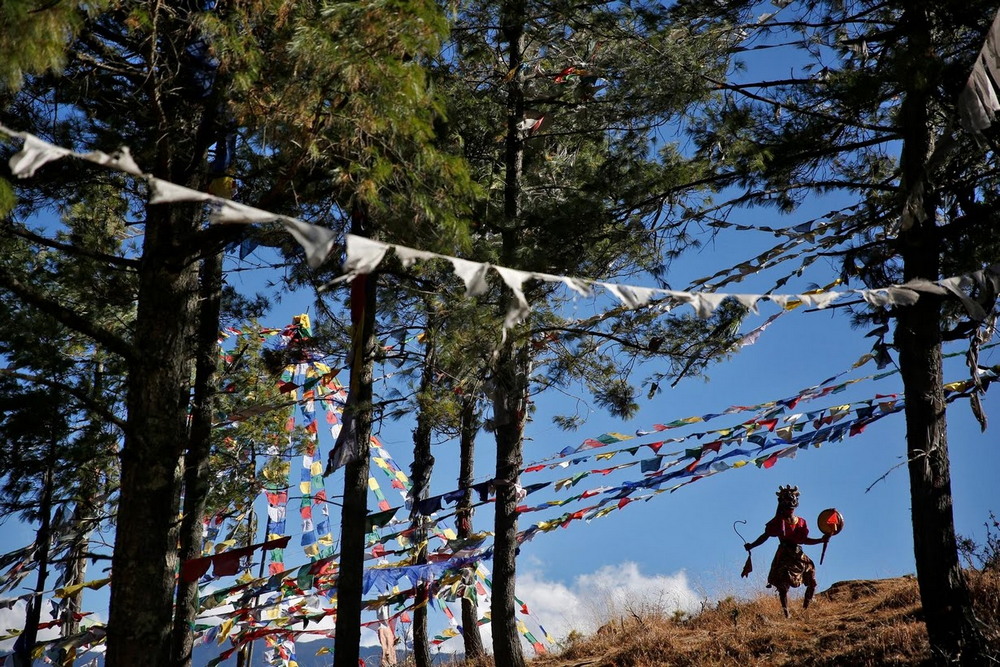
left=521, top=571, right=1000, bottom=667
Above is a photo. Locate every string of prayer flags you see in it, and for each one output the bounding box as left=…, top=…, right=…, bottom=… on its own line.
left=514, top=366, right=998, bottom=542
left=369, top=475, right=393, bottom=512
left=268, top=317, right=341, bottom=564
left=334, top=233, right=1000, bottom=327
left=181, top=536, right=291, bottom=583
left=1, top=125, right=336, bottom=268
left=5, top=125, right=997, bottom=328
left=54, top=578, right=111, bottom=599
left=400, top=373, right=906, bottom=523
left=175, top=357, right=994, bottom=662
left=959, top=6, right=1000, bottom=132
left=537, top=347, right=933, bottom=468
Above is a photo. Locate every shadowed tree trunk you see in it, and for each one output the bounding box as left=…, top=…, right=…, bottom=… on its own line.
left=106, top=202, right=201, bottom=666
left=60, top=360, right=105, bottom=665
left=171, top=249, right=224, bottom=666
left=457, top=396, right=486, bottom=659
left=491, top=0, right=528, bottom=663
left=490, top=339, right=529, bottom=667
left=894, top=4, right=986, bottom=663
left=59, top=457, right=106, bottom=665
left=334, top=211, right=378, bottom=667
left=59, top=496, right=92, bottom=663
left=13, top=441, right=54, bottom=667
left=409, top=321, right=438, bottom=667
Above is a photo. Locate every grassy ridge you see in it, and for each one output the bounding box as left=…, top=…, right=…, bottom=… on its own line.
left=518, top=572, right=999, bottom=666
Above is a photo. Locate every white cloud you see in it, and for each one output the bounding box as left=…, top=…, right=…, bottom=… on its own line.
left=0, top=599, right=64, bottom=655
left=515, top=562, right=703, bottom=643
left=425, top=561, right=703, bottom=656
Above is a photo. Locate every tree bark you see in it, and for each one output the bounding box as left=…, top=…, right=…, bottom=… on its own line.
left=896, top=270, right=985, bottom=665
left=457, top=396, right=486, bottom=659
left=13, top=442, right=54, bottom=667
left=491, top=0, right=528, bottom=663
left=333, top=212, right=377, bottom=667
left=409, top=323, right=437, bottom=667
left=59, top=467, right=101, bottom=666
left=171, top=249, right=224, bottom=666
left=106, top=203, right=200, bottom=666
left=895, top=4, right=986, bottom=663
left=60, top=360, right=104, bottom=665
left=490, top=340, right=529, bottom=667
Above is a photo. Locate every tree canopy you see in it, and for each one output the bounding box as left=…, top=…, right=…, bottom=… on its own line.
left=1, top=1, right=998, bottom=666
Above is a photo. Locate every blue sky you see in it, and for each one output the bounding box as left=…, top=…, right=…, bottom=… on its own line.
left=222, top=201, right=998, bottom=655
left=2, top=31, right=999, bottom=660
left=2, top=210, right=997, bottom=663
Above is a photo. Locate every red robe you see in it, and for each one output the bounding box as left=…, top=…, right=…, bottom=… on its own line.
left=764, top=515, right=817, bottom=589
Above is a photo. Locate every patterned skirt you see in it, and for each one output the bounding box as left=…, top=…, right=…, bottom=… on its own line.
left=767, top=542, right=817, bottom=590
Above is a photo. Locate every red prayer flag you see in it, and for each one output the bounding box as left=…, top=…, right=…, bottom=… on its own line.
left=702, top=440, right=723, bottom=454
left=180, top=556, right=212, bottom=583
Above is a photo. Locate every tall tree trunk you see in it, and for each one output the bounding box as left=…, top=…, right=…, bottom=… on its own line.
left=237, top=506, right=267, bottom=667
left=409, top=323, right=437, bottom=667
left=60, top=359, right=105, bottom=665
left=895, top=4, right=986, bottom=664
left=171, top=250, right=224, bottom=666
left=896, top=260, right=985, bottom=665
left=59, top=466, right=101, bottom=666
left=59, top=497, right=91, bottom=662
left=334, top=212, right=377, bottom=667
left=490, top=338, right=529, bottom=667
left=457, top=396, right=486, bottom=659
left=13, top=442, right=55, bottom=667
left=491, top=0, right=527, bottom=664
left=107, top=204, right=200, bottom=666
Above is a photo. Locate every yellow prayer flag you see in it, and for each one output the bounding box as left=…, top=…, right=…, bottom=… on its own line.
left=217, top=618, right=235, bottom=643
left=55, top=577, right=110, bottom=598
left=215, top=540, right=236, bottom=554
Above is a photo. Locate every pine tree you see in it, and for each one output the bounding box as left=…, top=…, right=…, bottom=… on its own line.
left=0, top=185, right=125, bottom=666
left=673, top=1, right=1000, bottom=661
left=2, top=2, right=475, bottom=664
left=434, top=2, right=741, bottom=661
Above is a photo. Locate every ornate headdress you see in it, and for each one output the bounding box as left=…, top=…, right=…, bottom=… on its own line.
left=776, top=485, right=800, bottom=509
